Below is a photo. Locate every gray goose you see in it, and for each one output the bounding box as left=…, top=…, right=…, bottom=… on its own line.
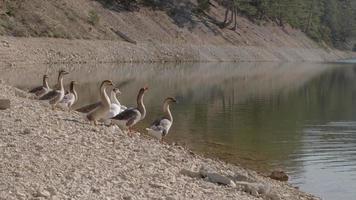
left=146, top=97, right=177, bottom=143
left=86, top=80, right=114, bottom=126
left=111, top=86, right=148, bottom=136
left=39, top=70, right=69, bottom=110
left=29, top=74, right=52, bottom=97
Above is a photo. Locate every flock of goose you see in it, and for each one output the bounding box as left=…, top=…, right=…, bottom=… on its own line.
left=29, top=70, right=177, bottom=143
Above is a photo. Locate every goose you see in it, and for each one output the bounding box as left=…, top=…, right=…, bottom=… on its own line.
left=111, top=86, right=148, bottom=136
left=146, top=97, right=177, bottom=143
left=29, top=74, right=51, bottom=97
left=39, top=70, right=69, bottom=110
left=111, top=87, right=127, bottom=111
left=59, top=81, right=78, bottom=111
left=87, top=80, right=114, bottom=126
left=76, top=86, right=126, bottom=113
left=100, top=87, right=123, bottom=125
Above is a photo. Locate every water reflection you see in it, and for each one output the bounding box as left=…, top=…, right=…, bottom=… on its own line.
left=1, top=62, right=356, bottom=200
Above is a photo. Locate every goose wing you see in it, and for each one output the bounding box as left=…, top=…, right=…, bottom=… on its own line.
left=29, top=86, right=43, bottom=93
left=112, top=108, right=139, bottom=121
left=76, top=101, right=101, bottom=113
left=60, top=93, right=74, bottom=104
left=150, top=118, right=172, bottom=136
left=39, top=90, right=60, bottom=100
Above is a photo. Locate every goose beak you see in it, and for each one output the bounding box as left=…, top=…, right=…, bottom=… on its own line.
left=115, top=89, right=121, bottom=94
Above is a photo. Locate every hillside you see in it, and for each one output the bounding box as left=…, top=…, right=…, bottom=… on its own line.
left=0, top=0, right=354, bottom=65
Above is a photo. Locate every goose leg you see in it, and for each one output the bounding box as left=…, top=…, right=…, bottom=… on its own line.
left=127, top=127, right=133, bottom=137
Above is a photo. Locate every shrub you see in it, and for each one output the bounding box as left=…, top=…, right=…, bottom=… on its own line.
left=88, top=10, right=100, bottom=25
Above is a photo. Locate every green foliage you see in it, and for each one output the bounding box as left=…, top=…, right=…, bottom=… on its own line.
left=203, top=0, right=356, bottom=49
left=197, top=0, right=210, bottom=11
left=87, top=10, right=100, bottom=26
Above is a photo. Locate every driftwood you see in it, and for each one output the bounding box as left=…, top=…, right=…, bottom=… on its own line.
left=110, top=28, right=137, bottom=44
left=0, top=99, right=10, bottom=110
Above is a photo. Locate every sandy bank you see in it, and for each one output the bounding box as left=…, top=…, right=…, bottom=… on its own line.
left=0, top=82, right=320, bottom=200
left=0, top=36, right=354, bottom=67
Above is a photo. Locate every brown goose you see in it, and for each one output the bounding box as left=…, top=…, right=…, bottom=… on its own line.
left=146, top=97, right=177, bottom=143
left=29, top=74, right=51, bottom=97
left=111, top=86, right=148, bottom=136
left=86, top=80, right=114, bottom=126
left=39, top=70, right=69, bottom=110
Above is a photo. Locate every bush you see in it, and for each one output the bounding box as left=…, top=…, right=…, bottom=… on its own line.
left=197, top=0, right=210, bottom=11
left=87, top=10, right=100, bottom=25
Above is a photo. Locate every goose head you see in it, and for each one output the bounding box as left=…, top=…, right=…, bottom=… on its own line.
left=165, top=97, right=177, bottom=104
left=69, top=81, right=77, bottom=91
left=139, top=86, right=149, bottom=94
left=59, top=70, right=69, bottom=76
left=58, top=70, right=69, bottom=80
left=101, top=80, right=114, bottom=88
left=113, top=87, right=121, bottom=95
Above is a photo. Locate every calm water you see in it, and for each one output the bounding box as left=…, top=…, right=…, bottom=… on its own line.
left=2, top=62, right=356, bottom=200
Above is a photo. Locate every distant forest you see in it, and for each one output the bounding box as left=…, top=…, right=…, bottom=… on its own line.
left=199, top=0, right=356, bottom=49
left=113, top=0, right=356, bottom=50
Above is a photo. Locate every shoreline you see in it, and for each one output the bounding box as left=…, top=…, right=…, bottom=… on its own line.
left=0, top=81, right=320, bottom=199
left=0, top=36, right=354, bottom=66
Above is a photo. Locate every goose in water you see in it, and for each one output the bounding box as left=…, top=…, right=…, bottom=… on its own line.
left=111, top=86, right=148, bottom=136
left=87, top=80, right=114, bottom=126
left=59, top=81, right=78, bottom=111
left=29, top=74, right=51, bottom=97
left=39, top=70, right=69, bottom=110
left=146, top=97, right=177, bottom=143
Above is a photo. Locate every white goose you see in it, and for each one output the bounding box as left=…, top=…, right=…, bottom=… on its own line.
left=39, top=70, right=69, bottom=110
left=146, top=97, right=177, bottom=143
left=111, top=87, right=128, bottom=111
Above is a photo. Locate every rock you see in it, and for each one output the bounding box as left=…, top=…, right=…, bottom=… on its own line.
left=199, top=166, right=236, bottom=187
left=235, top=181, right=268, bottom=196
left=0, top=99, right=10, bottom=110
left=269, top=170, right=289, bottom=181
left=21, top=128, right=31, bottom=135
left=180, top=169, right=201, bottom=178
left=33, top=189, right=51, bottom=198
left=204, top=172, right=236, bottom=187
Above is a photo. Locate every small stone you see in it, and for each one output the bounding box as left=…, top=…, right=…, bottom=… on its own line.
left=123, top=196, right=132, bottom=200
left=91, top=187, right=101, bottom=194
left=22, top=128, right=31, bottom=135
left=34, top=189, right=51, bottom=198
left=268, top=170, right=289, bottom=182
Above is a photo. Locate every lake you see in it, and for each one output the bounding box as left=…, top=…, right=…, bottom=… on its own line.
left=1, top=61, right=356, bottom=200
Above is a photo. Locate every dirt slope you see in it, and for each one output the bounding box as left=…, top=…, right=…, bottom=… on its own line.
left=0, top=0, right=354, bottom=64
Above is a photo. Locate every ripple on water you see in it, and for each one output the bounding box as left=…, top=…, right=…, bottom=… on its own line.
left=288, top=121, right=356, bottom=200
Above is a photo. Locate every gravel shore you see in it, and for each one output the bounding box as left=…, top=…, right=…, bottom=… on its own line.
left=0, top=36, right=354, bottom=67
left=0, top=83, right=319, bottom=200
